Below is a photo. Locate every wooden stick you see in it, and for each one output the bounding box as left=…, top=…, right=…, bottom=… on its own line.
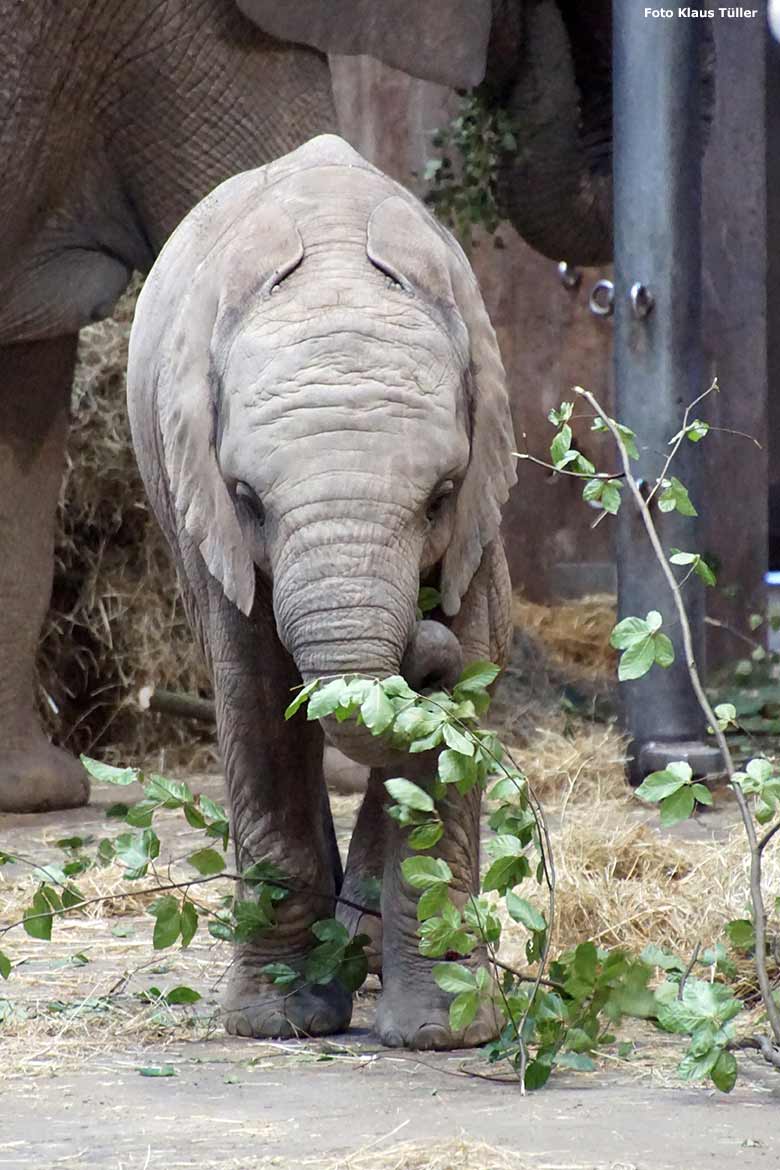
left=138, top=685, right=215, bottom=723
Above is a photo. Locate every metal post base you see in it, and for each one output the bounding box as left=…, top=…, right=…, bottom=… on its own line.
left=626, top=739, right=724, bottom=788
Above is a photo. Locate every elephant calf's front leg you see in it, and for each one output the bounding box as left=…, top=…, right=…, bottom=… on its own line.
left=376, top=761, right=499, bottom=1050
left=207, top=591, right=351, bottom=1041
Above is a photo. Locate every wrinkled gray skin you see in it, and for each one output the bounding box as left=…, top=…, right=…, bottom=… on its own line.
left=0, top=0, right=336, bottom=814
left=0, top=0, right=617, bottom=816
left=127, top=136, right=516, bottom=1048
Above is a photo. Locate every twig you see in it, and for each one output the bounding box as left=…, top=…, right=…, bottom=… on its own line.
left=515, top=450, right=624, bottom=482
left=677, top=941, right=701, bottom=1000
left=643, top=378, right=718, bottom=506
left=492, top=956, right=565, bottom=992
left=704, top=615, right=761, bottom=652
left=576, top=384, right=780, bottom=1048
left=1, top=869, right=380, bottom=939
left=728, top=1036, right=780, bottom=1069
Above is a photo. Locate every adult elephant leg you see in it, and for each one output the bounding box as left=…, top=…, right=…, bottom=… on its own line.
left=200, top=577, right=351, bottom=1039
left=337, top=770, right=388, bottom=975
left=0, top=336, right=89, bottom=813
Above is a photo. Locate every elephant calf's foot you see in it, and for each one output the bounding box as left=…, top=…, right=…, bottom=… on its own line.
left=377, top=973, right=500, bottom=1050
left=222, top=962, right=353, bottom=1040
left=0, top=744, right=90, bottom=813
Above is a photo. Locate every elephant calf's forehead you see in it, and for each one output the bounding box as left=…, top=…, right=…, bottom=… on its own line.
left=222, top=304, right=464, bottom=402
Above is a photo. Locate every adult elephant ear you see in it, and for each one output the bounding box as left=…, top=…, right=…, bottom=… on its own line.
left=129, top=179, right=303, bottom=617
left=234, top=0, right=492, bottom=89
left=367, top=196, right=517, bottom=618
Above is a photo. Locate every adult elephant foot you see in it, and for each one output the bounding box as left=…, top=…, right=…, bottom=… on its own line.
left=0, top=742, right=90, bottom=813
left=222, top=958, right=353, bottom=1039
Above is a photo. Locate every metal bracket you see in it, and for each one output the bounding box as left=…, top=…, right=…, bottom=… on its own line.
left=589, top=279, right=615, bottom=317
left=557, top=261, right=582, bottom=290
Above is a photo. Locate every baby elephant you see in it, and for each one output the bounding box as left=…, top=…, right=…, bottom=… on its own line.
left=127, top=135, right=516, bottom=1049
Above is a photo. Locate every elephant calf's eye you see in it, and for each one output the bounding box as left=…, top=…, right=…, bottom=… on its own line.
left=235, top=481, right=265, bottom=526
left=426, top=480, right=454, bottom=524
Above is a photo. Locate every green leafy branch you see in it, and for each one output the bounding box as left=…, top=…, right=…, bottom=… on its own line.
left=571, top=384, right=780, bottom=1079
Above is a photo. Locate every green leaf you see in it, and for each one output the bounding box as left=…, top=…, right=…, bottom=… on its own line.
left=384, top=777, right=434, bottom=812
left=417, top=883, right=450, bottom=922
left=694, top=559, right=717, bottom=586
left=307, top=678, right=351, bottom=721
left=150, top=896, right=181, bottom=950
left=686, top=419, right=709, bottom=442
left=449, top=990, right=479, bottom=1032
left=261, top=962, right=299, bottom=986
left=401, top=856, right=453, bottom=890
left=23, top=891, right=53, bottom=941
left=691, top=783, right=713, bottom=806
left=138, top=1065, right=176, bottom=1077
left=442, top=723, right=475, bottom=756
left=0, top=951, right=11, bottom=979
left=653, top=633, right=675, bottom=669
left=481, top=854, right=530, bottom=895
left=208, top=920, right=235, bottom=942
left=658, top=476, right=697, bottom=516
left=115, top=829, right=160, bottom=879
left=408, top=821, right=444, bottom=851
left=417, top=587, right=442, bottom=615
left=432, top=963, right=477, bottom=995
left=523, top=1057, right=553, bottom=1091
left=710, top=1049, right=738, bottom=1093
left=617, top=636, right=656, bottom=681
left=659, top=786, right=695, bottom=826
left=640, top=943, right=685, bottom=973
left=582, top=477, right=604, bottom=503
left=455, top=661, right=501, bottom=691
left=548, top=402, right=573, bottom=426
left=360, top=682, right=396, bottom=736
left=284, top=679, right=320, bottom=720
left=380, top=675, right=418, bottom=700
left=179, top=901, right=198, bottom=948
left=80, top=756, right=139, bottom=786
left=505, top=893, right=546, bottom=932
left=311, top=919, right=350, bottom=945
left=635, top=766, right=690, bottom=802
left=601, top=481, right=622, bottom=514
left=554, top=1051, right=596, bottom=1071
left=646, top=610, right=663, bottom=632
left=550, top=424, right=573, bottom=466
left=437, top=749, right=475, bottom=788
left=186, top=847, right=226, bottom=877
left=610, top=616, right=650, bottom=649
left=234, top=899, right=273, bottom=941
left=164, top=985, right=201, bottom=1005
left=725, top=919, right=755, bottom=950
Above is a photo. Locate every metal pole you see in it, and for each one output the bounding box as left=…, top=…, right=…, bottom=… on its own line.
left=613, top=7, right=721, bottom=784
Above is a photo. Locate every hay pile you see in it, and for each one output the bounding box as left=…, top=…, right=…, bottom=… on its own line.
left=38, top=281, right=213, bottom=763
left=499, top=727, right=780, bottom=981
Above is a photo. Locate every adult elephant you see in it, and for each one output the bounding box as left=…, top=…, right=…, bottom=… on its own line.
left=0, top=0, right=609, bottom=813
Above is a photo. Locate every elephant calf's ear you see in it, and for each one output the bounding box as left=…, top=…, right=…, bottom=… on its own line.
left=156, top=194, right=305, bottom=616
left=367, top=196, right=517, bottom=617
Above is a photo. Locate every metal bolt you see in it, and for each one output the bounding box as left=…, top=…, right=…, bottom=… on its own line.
left=557, top=261, right=582, bottom=290
left=629, top=281, right=655, bottom=319
left=589, top=279, right=615, bottom=317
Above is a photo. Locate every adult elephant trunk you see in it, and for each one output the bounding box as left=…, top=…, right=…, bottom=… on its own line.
left=489, top=0, right=613, bottom=266
left=273, top=534, right=462, bottom=766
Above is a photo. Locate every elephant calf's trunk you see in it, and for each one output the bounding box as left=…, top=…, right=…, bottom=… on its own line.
left=401, top=620, right=463, bottom=693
